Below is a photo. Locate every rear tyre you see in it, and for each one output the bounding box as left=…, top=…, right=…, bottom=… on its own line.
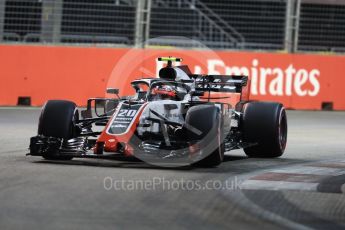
left=38, top=100, right=79, bottom=160
left=242, top=102, right=287, bottom=158
left=185, top=105, right=224, bottom=167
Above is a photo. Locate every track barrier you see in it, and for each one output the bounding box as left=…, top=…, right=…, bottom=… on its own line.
left=0, top=45, right=344, bottom=110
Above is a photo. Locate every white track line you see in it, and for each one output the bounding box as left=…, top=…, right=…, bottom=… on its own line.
left=0, top=107, right=41, bottom=110
left=270, top=166, right=345, bottom=176
left=241, top=180, right=318, bottom=191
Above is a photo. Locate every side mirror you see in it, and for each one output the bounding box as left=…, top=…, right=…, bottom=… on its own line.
left=107, top=88, right=119, bottom=95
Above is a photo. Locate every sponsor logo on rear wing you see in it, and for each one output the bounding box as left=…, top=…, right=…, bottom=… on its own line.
left=191, top=75, right=248, bottom=93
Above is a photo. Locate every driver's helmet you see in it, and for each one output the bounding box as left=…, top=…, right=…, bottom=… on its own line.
left=151, top=85, right=177, bottom=100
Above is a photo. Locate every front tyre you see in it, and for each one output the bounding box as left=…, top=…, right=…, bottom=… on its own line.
left=38, top=100, right=79, bottom=160
left=242, top=102, right=287, bottom=158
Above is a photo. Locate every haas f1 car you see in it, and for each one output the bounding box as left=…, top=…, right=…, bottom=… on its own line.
left=29, top=57, right=287, bottom=167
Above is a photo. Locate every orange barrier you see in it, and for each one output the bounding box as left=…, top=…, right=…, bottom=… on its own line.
left=0, top=45, right=344, bottom=110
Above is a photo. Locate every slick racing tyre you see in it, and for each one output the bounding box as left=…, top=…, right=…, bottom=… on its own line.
left=241, top=102, right=287, bottom=158
left=38, top=100, right=79, bottom=160
left=185, top=105, right=224, bottom=167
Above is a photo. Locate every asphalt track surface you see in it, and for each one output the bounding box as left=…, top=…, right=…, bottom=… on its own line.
left=1, top=107, right=345, bottom=230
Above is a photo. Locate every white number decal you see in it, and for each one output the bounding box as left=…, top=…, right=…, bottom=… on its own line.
left=118, top=109, right=137, bottom=117
left=127, top=109, right=137, bottom=117
left=118, top=109, right=128, bottom=117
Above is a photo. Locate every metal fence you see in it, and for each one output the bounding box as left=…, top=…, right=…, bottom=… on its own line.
left=0, top=0, right=344, bottom=53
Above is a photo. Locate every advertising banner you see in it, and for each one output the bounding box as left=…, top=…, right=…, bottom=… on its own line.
left=0, top=45, right=344, bottom=110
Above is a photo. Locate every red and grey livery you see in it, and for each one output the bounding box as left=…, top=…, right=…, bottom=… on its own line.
left=29, top=57, right=287, bottom=167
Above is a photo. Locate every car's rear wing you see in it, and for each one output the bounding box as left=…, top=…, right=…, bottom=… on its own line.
left=192, top=75, right=248, bottom=93
left=188, top=74, right=250, bottom=102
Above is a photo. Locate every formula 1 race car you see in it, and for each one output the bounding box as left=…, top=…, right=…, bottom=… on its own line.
left=29, top=57, right=287, bottom=167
